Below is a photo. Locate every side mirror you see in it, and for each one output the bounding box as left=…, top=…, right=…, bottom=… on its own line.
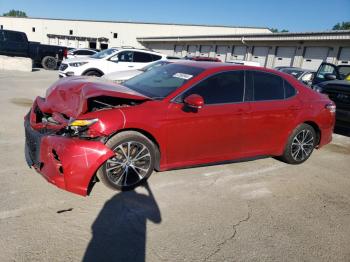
left=184, top=94, right=204, bottom=109
left=324, top=73, right=336, bottom=81
left=109, top=56, right=119, bottom=62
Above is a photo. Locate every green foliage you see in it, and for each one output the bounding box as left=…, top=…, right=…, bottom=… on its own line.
left=2, top=9, right=27, bottom=17
left=332, top=22, right=350, bottom=30
left=269, top=28, right=289, bottom=33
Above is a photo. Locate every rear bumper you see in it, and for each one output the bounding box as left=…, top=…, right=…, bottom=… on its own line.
left=24, top=117, right=115, bottom=196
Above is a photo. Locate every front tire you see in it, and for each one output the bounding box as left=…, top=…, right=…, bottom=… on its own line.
left=97, top=131, right=156, bottom=191
left=280, top=124, right=316, bottom=164
left=41, top=56, right=57, bottom=70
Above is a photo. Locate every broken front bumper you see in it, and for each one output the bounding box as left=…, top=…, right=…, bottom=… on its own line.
left=24, top=116, right=115, bottom=196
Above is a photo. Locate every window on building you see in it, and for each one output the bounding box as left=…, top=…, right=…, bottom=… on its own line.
left=179, top=71, right=245, bottom=104
left=133, top=52, right=153, bottom=63
left=113, top=33, right=118, bottom=39
left=69, top=30, right=73, bottom=35
left=252, top=71, right=284, bottom=101
left=32, top=27, right=35, bottom=32
left=1, top=25, right=3, bottom=30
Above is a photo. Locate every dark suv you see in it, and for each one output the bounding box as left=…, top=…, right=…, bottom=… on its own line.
left=312, top=62, right=350, bottom=128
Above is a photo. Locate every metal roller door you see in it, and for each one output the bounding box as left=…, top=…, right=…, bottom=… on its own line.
left=231, top=46, right=246, bottom=60
left=274, top=47, right=296, bottom=67
left=199, top=45, right=212, bottom=57
left=338, top=47, right=350, bottom=65
left=302, top=47, right=329, bottom=70
left=174, top=45, right=185, bottom=57
left=58, top=38, right=66, bottom=46
left=251, top=47, right=269, bottom=66
left=215, top=45, right=228, bottom=62
left=187, top=45, right=197, bottom=57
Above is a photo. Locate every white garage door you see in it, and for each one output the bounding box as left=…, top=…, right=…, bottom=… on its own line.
left=338, top=47, right=350, bottom=65
left=199, top=45, right=212, bottom=57
left=67, top=40, right=76, bottom=48
left=187, top=45, right=197, bottom=57
left=215, top=45, right=228, bottom=62
left=251, top=47, right=269, bottom=66
left=302, top=47, right=329, bottom=70
left=49, top=38, right=58, bottom=45
left=274, top=47, right=296, bottom=67
left=174, top=45, right=185, bottom=57
left=78, top=40, right=87, bottom=48
left=232, top=46, right=246, bottom=60
left=58, top=39, right=66, bottom=46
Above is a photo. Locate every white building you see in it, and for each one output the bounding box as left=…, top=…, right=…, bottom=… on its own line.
left=0, top=16, right=270, bottom=49
left=1, top=16, right=349, bottom=70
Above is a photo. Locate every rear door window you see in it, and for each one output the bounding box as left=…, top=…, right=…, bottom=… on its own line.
left=252, top=71, right=284, bottom=101
left=133, top=52, right=153, bottom=62
left=152, top=54, right=162, bottom=61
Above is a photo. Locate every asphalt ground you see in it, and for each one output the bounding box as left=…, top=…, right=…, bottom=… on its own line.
left=0, top=69, right=349, bottom=262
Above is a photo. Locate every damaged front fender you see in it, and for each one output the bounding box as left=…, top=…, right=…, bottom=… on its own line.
left=38, top=136, right=115, bottom=196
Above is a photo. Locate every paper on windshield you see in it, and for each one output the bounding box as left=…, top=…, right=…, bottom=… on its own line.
left=173, top=73, right=193, bottom=80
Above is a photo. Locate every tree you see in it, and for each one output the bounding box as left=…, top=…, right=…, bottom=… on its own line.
left=332, top=22, right=350, bottom=30
left=2, top=9, right=27, bottom=17
left=269, top=28, right=289, bottom=33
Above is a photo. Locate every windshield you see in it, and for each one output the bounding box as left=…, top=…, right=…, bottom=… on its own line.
left=141, top=60, right=170, bottom=72
left=90, top=48, right=118, bottom=59
left=123, top=64, right=204, bottom=99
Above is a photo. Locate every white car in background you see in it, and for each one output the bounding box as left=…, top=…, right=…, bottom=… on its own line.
left=59, top=47, right=167, bottom=77
left=103, top=60, right=176, bottom=83
left=66, top=48, right=98, bottom=59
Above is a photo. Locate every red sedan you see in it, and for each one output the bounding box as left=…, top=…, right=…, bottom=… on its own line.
left=24, top=62, right=335, bottom=196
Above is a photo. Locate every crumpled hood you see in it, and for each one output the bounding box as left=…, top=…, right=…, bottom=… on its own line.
left=39, top=76, right=149, bottom=118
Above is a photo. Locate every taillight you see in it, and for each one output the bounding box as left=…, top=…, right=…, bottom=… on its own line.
left=63, top=48, right=67, bottom=58
left=325, top=102, right=336, bottom=113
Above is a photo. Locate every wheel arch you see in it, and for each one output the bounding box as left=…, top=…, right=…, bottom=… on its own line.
left=303, top=121, right=321, bottom=146
left=107, top=128, right=162, bottom=171
left=82, top=68, right=105, bottom=76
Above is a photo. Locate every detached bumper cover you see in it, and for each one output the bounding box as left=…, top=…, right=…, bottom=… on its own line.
left=24, top=118, right=115, bottom=196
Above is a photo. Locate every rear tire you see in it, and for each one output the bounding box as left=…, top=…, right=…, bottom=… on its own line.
left=84, top=70, right=102, bottom=77
left=41, top=56, right=57, bottom=70
left=280, top=123, right=316, bottom=164
left=97, top=131, right=156, bottom=191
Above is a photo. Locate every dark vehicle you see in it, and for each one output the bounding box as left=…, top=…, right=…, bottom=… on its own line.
left=278, top=67, right=315, bottom=86
left=0, top=29, right=67, bottom=70
left=312, top=62, right=350, bottom=127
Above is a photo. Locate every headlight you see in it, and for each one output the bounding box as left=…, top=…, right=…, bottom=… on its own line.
left=69, top=62, right=88, bottom=67
left=69, top=119, right=98, bottom=127
left=62, top=118, right=99, bottom=137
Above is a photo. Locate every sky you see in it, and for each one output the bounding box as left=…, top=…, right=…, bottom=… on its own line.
left=0, top=0, right=349, bottom=32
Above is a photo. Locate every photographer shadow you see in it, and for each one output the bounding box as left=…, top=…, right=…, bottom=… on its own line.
left=83, top=182, right=161, bottom=262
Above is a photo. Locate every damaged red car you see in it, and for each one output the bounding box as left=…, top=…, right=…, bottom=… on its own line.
left=24, top=62, right=335, bottom=196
